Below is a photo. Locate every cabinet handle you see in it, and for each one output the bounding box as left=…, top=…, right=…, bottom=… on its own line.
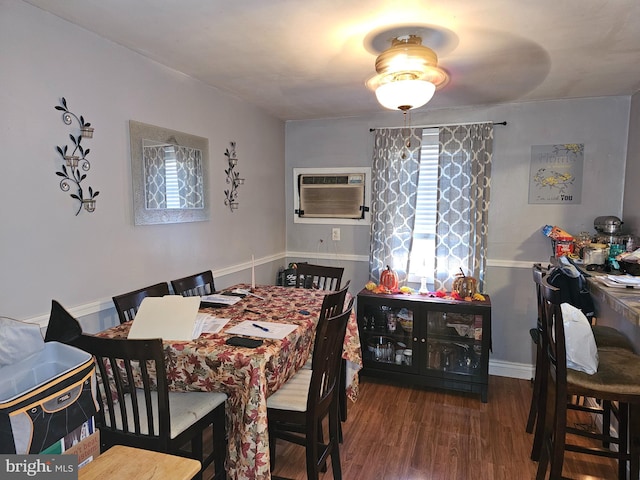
left=421, top=338, right=426, bottom=343
left=413, top=337, right=418, bottom=342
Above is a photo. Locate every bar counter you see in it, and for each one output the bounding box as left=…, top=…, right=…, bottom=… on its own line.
left=585, top=270, right=640, bottom=352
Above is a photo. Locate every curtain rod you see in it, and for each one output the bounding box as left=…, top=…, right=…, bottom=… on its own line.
left=369, top=121, right=507, bottom=132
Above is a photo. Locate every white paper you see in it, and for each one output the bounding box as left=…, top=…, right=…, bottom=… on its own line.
left=607, top=274, right=640, bottom=285
left=225, top=320, right=298, bottom=340
left=201, top=294, right=242, bottom=305
left=597, top=276, right=640, bottom=289
left=128, top=295, right=201, bottom=341
left=193, top=313, right=230, bottom=337
left=232, top=288, right=265, bottom=300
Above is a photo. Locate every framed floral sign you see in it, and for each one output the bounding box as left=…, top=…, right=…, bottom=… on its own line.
left=528, top=143, right=583, bottom=204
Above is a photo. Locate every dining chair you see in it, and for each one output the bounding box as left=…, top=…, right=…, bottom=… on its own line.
left=295, top=264, right=348, bottom=424
left=535, top=275, right=640, bottom=480
left=295, top=263, right=344, bottom=291
left=527, top=264, right=634, bottom=461
left=45, top=300, right=228, bottom=480
left=112, top=282, right=171, bottom=324
left=299, top=281, right=351, bottom=440
left=72, top=334, right=228, bottom=480
left=171, top=270, right=216, bottom=297
left=307, top=281, right=351, bottom=372
left=267, top=299, right=354, bottom=480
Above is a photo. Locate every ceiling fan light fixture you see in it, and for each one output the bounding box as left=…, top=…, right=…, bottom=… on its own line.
left=375, top=79, right=436, bottom=111
left=367, top=34, right=449, bottom=112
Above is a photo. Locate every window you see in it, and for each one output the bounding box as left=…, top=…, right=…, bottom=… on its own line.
left=163, top=146, right=181, bottom=209
left=408, top=128, right=438, bottom=284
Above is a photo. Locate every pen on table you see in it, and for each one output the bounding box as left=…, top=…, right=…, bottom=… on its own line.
left=247, top=291, right=266, bottom=300
left=244, top=308, right=262, bottom=315
left=252, top=323, right=270, bottom=332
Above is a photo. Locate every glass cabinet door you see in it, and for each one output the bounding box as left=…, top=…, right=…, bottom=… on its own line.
left=426, top=311, right=483, bottom=375
left=360, top=302, right=415, bottom=367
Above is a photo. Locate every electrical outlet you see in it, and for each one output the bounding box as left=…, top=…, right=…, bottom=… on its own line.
left=332, top=228, right=340, bottom=241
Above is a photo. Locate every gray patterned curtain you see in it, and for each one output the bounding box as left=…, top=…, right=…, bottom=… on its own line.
left=175, top=146, right=204, bottom=209
left=434, top=123, right=493, bottom=291
left=369, top=128, right=422, bottom=284
left=143, top=145, right=167, bottom=209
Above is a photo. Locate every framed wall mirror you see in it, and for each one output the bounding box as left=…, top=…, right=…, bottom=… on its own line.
left=129, top=120, right=209, bottom=225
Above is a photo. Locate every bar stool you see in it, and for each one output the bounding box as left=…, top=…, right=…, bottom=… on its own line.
left=527, top=263, right=634, bottom=460
left=536, top=276, right=640, bottom=479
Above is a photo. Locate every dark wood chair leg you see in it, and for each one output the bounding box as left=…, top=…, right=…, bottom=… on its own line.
left=526, top=330, right=542, bottom=434
left=305, top=423, right=321, bottom=480
left=330, top=408, right=342, bottom=480
left=530, top=351, right=548, bottom=461
left=549, top=382, right=567, bottom=480
left=630, top=404, right=640, bottom=480
left=269, top=423, right=277, bottom=472
left=191, top=435, right=204, bottom=480
left=213, top=406, right=227, bottom=480
left=339, top=359, right=347, bottom=422
left=602, top=400, right=611, bottom=449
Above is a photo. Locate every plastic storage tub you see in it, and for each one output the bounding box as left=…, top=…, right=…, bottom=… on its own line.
left=0, top=341, right=97, bottom=454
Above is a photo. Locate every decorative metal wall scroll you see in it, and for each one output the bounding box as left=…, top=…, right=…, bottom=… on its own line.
left=224, top=141, right=244, bottom=211
left=54, top=97, right=99, bottom=215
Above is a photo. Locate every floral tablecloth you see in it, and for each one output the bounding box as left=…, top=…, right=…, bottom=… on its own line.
left=98, top=284, right=362, bottom=480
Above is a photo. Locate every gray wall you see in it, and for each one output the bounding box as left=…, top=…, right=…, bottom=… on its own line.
left=623, top=91, right=640, bottom=232
left=1, top=2, right=286, bottom=332
left=285, top=97, right=631, bottom=376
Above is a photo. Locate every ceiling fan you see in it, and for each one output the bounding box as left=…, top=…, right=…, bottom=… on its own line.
left=365, top=25, right=455, bottom=112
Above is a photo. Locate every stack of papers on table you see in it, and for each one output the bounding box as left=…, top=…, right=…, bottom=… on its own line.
left=598, top=275, right=640, bottom=289
left=128, top=296, right=202, bottom=341
left=225, top=320, right=298, bottom=340
left=607, top=275, right=640, bottom=285
left=193, top=313, right=230, bottom=336
left=200, top=294, right=242, bottom=306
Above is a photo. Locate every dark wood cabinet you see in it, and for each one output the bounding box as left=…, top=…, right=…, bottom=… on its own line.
left=356, top=289, right=492, bottom=402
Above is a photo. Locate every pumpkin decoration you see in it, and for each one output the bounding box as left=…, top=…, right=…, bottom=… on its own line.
left=380, top=265, right=399, bottom=292
left=452, top=268, right=477, bottom=298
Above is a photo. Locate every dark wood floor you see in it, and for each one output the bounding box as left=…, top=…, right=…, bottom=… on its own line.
left=269, top=375, right=619, bottom=480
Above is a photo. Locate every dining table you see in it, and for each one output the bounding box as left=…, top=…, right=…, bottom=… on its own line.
left=98, top=283, right=362, bottom=480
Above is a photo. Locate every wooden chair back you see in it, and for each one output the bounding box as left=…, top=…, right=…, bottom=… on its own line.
left=112, top=282, right=170, bottom=324
left=295, top=263, right=344, bottom=291
left=171, top=270, right=215, bottom=296
left=309, top=281, right=350, bottom=371
left=308, top=298, right=353, bottom=419
left=319, top=281, right=350, bottom=322
left=526, top=263, right=547, bottom=441
left=76, top=335, right=173, bottom=452
left=539, top=276, right=566, bottom=408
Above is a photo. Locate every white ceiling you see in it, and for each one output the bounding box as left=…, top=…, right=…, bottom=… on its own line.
left=25, top=0, right=640, bottom=121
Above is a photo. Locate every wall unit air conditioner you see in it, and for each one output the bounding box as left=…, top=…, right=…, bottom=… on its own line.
left=296, top=173, right=367, bottom=219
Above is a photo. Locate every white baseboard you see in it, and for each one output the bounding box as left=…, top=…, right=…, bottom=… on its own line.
left=489, top=359, right=535, bottom=380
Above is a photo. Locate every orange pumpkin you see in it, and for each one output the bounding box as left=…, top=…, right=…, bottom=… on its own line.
left=380, top=265, right=399, bottom=291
